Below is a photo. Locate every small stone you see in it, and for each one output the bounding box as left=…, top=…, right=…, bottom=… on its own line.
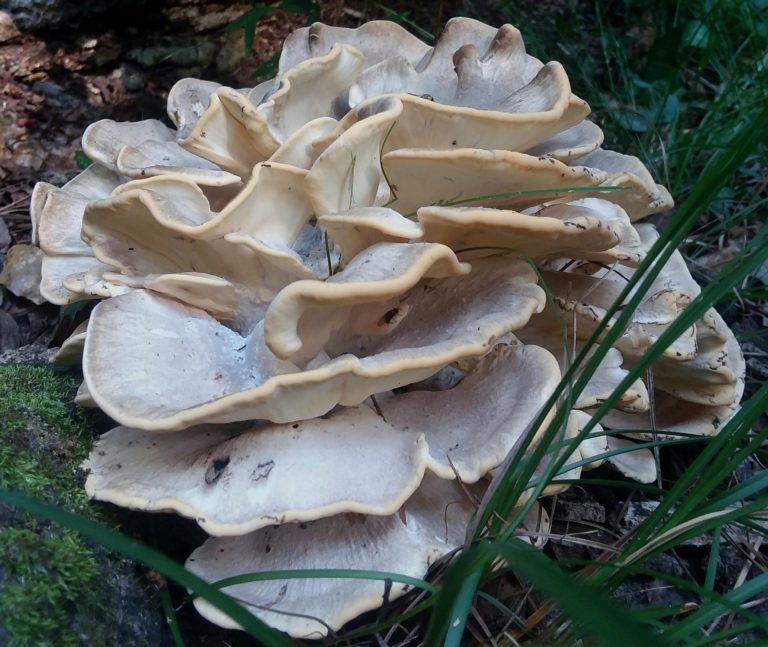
left=0, top=310, right=21, bottom=351
left=0, top=244, right=44, bottom=304
left=0, top=10, right=21, bottom=43
left=0, top=218, right=11, bottom=252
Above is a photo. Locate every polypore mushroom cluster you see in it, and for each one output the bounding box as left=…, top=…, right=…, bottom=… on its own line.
left=32, top=18, right=744, bottom=638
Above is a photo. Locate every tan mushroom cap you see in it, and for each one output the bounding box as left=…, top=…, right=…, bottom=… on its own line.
left=266, top=116, right=338, bottom=169
left=39, top=255, right=119, bottom=304
left=52, top=320, right=89, bottom=366
left=34, top=165, right=123, bottom=304
left=279, top=20, right=432, bottom=73
left=179, top=45, right=364, bottom=176
left=597, top=356, right=745, bottom=439
left=572, top=409, right=609, bottom=469
left=81, top=164, right=315, bottom=305
left=650, top=308, right=743, bottom=406
left=115, top=140, right=241, bottom=186
left=83, top=264, right=544, bottom=430
left=29, top=180, right=54, bottom=246
left=107, top=161, right=310, bottom=241
left=74, top=381, right=97, bottom=408
left=176, top=88, right=267, bottom=177
left=515, top=322, right=649, bottom=412
left=341, top=18, right=588, bottom=152
left=528, top=198, right=645, bottom=266
left=166, top=77, right=221, bottom=140
left=571, top=149, right=673, bottom=220
left=187, top=513, right=443, bottom=638
left=187, top=473, right=481, bottom=638
left=84, top=404, right=429, bottom=536
left=379, top=342, right=561, bottom=482
left=417, top=203, right=620, bottom=260
left=263, top=242, right=470, bottom=360
left=306, top=95, right=403, bottom=217
left=538, top=262, right=699, bottom=361
left=319, top=207, right=424, bottom=263
left=605, top=436, right=657, bottom=483
left=381, top=148, right=608, bottom=216
left=525, top=120, right=604, bottom=162
left=82, top=119, right=175, bottom=170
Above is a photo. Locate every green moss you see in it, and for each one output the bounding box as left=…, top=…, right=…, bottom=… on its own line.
left=0, top=527, right=103, bottom=647
left=0, top=365, right=92, bottom=511
left=0, top=365, right=107, bottom=645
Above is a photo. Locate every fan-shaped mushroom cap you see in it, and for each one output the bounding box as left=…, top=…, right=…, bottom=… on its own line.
left=83, top=261, right=544, bottom=431
left=538, top=247, right=701, bottom=361
left=84, top=405, right=429, bottom=536
left=319, top=207, right=424, bottom=262
left=263, top=242, right=469, bottom=360
left=340, top=18, right=588, bottom=152
left=379, top=342, right=561, bottom=482
left=571, top=149, right=673, bottom=220
left=186, top=473, right=478, bottom=638
left=525, top=121, right=604, bottom=161
left=605, top=436, right=657, bottom=483
left=187, top=513, right=443, bottom=638
left=52, top=320, right=89, bottom=366
left=417, top=203, right=621, bottom=260
left=115, top=140, right=241, bottom=186
left=81, top=163, right=315, bottom=307
left=74, top=381, right=97, bottom=407
left=179, top=45, right=364, bottom=176
left=382, top=148, right=608, bottom=216
left=572, top=409, right=608, bottom=469
left=34, top=165, right=122, bottom=304
left=602, top=385, right=745, bottom=439
left=166, top=77, right=222, bottom=140
left=306, top=96, right=403, bottom=216
left=279, top=20, right=432, bottom=73
left=650, top=308, right=743, bottom=406
left=82, top=119, right=175, bottom=170
left=266, top=116, right=338, bottom=169
left=527, top=199, right=645, bottom=266
left=514, top=321, right=649, bottom=412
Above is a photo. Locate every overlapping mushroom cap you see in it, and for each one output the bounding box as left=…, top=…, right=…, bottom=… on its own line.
left=33, top=17, right=743, bottom=639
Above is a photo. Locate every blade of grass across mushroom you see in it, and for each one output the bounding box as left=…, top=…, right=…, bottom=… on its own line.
left=416, top=201, right=635, bottom=263
left=472, top=105, right=768, bottom=540
left=187, top=518, right=437, bottom=638
left=503, top=141, right=768, bottom=541
left=305, top=95, right=404, bottom=217
left=0, top=489, right=294, bottom=647
left=184, top=475, right=479, bottom=639
left=382, top=148, right=610, bottom=216
left=81, top=252, right=545, bottom=431
left=569, top=148, right=675, bottom=220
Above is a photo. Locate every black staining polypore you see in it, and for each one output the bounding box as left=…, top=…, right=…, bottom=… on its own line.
left=204, top=456, right=230, bottom=485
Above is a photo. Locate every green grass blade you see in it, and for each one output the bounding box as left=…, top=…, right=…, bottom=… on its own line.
left=209, top=569, right=437, bottom=594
